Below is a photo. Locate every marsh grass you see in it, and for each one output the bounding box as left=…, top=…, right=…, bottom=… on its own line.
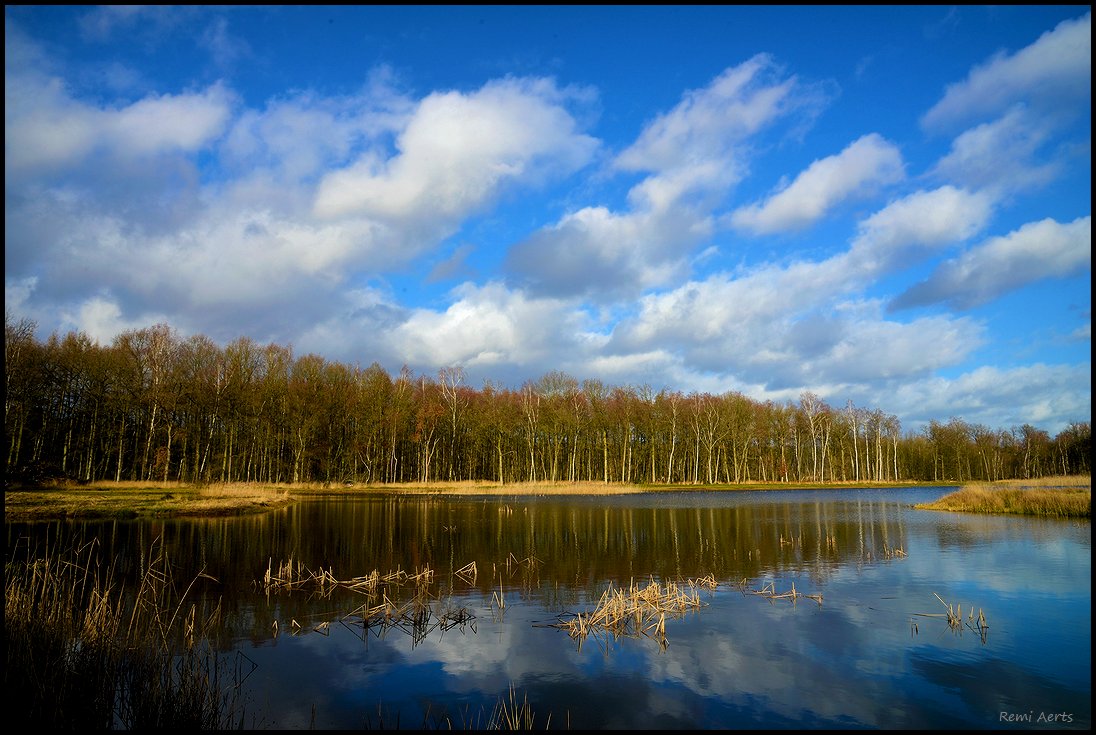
left=915, top=476, right=1091, bottom=518
left=4, top=532, right=248, bottom=730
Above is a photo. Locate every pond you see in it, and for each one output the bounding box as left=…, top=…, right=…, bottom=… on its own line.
left=6, top=487, right=1091, bottom=729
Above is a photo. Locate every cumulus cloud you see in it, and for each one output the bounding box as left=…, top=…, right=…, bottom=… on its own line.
left=57, top=293, right=172, bottom=346
left=921, top=12, right=1091, bottom=131
left=221, top=76, right=413, bottom=183
left=4, top=67, right=234, bottom=173
left=846, top=186, right=994, bottom=274
left=385, top=282, right=589, bottom=369
left=890, top=215, right=1092, bottom=311
left=606, top=263, right=983, bottom=392
left=506, top=55, right=828, bottom=300
left=730, top=133, right=905, bottom=234
left=312, top=77, right=598, bottom=224
left=504, top=205, right=711, bottom=301
left=5, top=38, right=599, bottom=347
left=292, top=280, right=605, bottom=385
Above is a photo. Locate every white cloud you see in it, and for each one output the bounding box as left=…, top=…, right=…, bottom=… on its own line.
left=221, top=75, right=414, bottom=183
left=846, top=186, right=994, bottom=274
left=312, top=77, right=598, bottom=223
left=107, top=85, right=235, bottom=156
left=4, top=276, right=38, bottom=313
left=615, top=54, right=798, bottom=174
left=386, top=282, right=588, bottom=369
left=929, top=106, right=1060, bottom=194
left=891, top=216, right=1092, bottom=310
left=921, top=11, right=1091, bottom=131
left=889, top=363, right=1091, bottom=434
left=58, top=294, right=170, bottom=346
left=507, top=56, right=826, bottom=300
left=5, top=65, right=234, bottom=173
left=504, top=205, right=711, bottom=301
left=78, top=6, right=162, bottom=41
left=607, top=262, right=984, bottom=391
left=731, top=133, right=905, bottom=234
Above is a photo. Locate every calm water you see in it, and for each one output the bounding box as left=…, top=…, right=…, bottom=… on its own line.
left=7, top=488, right=1091, bottom=730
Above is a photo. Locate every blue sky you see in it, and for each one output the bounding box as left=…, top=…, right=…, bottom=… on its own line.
left=5, top=5, right=1091, bottom=435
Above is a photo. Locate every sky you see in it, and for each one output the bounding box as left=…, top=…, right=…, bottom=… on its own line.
left=4, top=5, right=1091, bottom=436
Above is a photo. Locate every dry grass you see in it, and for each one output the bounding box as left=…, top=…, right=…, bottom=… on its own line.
left=4, top=481, right=296, bottom=521
left=547, top=576, right=711, bottom=648
left=915, top=475, right=1091, bottom=518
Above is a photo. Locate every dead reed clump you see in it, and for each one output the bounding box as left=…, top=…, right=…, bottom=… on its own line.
left=911, top=592, right=990, bottom=643
left=546, top=575, right=710, bottom=648
left=258, top=558, right=479, bottom=643
left=746, top=580, right=823, bottom=605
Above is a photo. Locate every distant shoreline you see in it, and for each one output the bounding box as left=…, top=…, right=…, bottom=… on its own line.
left=6, top=477, right=1084, bottom=522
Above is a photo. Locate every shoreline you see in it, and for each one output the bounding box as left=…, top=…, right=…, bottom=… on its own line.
left=5, top=477, right=1084, bottom=522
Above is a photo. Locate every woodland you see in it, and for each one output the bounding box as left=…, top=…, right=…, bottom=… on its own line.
left=5, top=318, right=1090, bottom=488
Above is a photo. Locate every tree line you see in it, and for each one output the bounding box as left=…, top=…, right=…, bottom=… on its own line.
left=5, top=317, right=1090, bottom=487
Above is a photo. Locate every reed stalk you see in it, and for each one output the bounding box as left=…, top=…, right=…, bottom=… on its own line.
left=5, top=534, right=246, bottom=730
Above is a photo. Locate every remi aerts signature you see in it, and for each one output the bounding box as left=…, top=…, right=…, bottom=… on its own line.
left=999, top=711, right=1074, bottom=724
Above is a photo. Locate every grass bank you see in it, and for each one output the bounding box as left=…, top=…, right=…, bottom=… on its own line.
left=914, top=476, right=1091, bottom=518
left=4, top=480, right=297, bottom=521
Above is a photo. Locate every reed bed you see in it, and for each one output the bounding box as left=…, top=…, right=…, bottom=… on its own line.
left=258, top=559, right=478, bottom=643
left=915, top=476, right=1091, bottom=518
left=545, top=576, right=710, bottom=647
left=4, top=534, right=248, bottom=730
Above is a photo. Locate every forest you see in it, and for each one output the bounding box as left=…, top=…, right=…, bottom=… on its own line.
left=5, top=317, right=1091, bottom=487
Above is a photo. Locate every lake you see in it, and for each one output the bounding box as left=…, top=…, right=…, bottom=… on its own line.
left=6, top=487, right=1091, bottom=729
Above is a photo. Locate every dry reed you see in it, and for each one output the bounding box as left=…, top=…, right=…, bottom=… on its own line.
left=546, top=576, right=711, bottom=647
left=911, top=592, right=990, bottom=643
left=915, top=476, right=1091, bottom=518
left=745, top=580, right=823, bottom=604
left=258, top=558, right=479, bottom=642
left=5, top=533, right=248, bottom=730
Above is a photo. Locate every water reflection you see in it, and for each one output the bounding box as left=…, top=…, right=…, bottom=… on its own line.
left=6, top=489, right=1090, bottom=730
